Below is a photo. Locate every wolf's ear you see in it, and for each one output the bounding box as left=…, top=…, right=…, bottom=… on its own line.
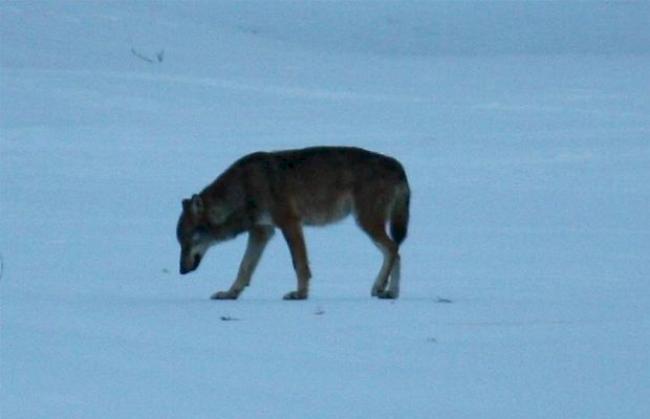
left=183, top=194, right=204, bottom=215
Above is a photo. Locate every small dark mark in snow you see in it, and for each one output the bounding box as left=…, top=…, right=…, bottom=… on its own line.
left=314, top=307, right=325, bottom=315
left=220, top=316, right=240, bottom=322
left=427, top=337, right=438, bottom=343
left=436, top=297, right=453, bottom=303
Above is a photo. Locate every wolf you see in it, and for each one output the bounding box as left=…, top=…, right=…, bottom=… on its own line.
left=176, top=146, right=410, bottom=300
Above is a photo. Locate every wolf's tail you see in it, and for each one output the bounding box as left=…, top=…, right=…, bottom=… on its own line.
left=389, top=183, right=410, bottom=246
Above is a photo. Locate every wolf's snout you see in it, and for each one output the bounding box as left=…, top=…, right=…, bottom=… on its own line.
left=180, top=254, right=202, bottom=275
left=193, top=254, right=202, bottom=270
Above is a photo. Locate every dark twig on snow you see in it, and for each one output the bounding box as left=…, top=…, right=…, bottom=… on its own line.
left=131, top=48, right=155, bottom=64
left=220, top=316, right=240, bottom=322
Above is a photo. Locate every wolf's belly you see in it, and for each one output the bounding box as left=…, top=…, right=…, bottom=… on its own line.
left=300, top=194, right=353, bottom=226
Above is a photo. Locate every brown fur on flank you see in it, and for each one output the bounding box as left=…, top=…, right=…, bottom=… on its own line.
left=176, top=146, right=410, bottom=300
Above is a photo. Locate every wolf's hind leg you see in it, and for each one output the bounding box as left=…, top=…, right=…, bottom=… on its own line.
left=354, top=189, right=400, bottom=299
left=359, top=222, right=399, bottom=299
left=212, top=226, right=274, bottom=300
left=384, top=254, right=401, bottom=299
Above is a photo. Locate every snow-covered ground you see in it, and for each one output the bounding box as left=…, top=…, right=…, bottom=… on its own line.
left=2, top=2, right=649, bottom=418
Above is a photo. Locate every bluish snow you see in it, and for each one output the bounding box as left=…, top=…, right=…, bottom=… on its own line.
left=1, top=2, right=649, bottom=418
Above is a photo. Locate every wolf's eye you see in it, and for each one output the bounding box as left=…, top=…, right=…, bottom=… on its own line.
left=192, top=227, right=209, bottom=243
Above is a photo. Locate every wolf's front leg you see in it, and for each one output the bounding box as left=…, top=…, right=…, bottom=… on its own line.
left=211, top=226, right=274, bottom=300
left=280, top=221, right=311, bottom=300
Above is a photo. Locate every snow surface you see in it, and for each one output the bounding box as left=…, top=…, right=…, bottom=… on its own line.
left=2, top=2, right=650, bottom=418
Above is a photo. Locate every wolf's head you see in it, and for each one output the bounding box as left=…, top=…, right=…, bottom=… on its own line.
left=176, top=194, right=215, bottom=275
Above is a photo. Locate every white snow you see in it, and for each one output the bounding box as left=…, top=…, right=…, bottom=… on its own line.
left=2, top=2, right=649, bottom=418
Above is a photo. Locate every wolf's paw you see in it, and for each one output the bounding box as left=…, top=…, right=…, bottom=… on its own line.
left=211, top=290, right=238, bottom=300
left=371, top=287, right=386, bottom=297
left=377, top=290, right=399, bottom=300
left=283, top=290, right=308, bottom=300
